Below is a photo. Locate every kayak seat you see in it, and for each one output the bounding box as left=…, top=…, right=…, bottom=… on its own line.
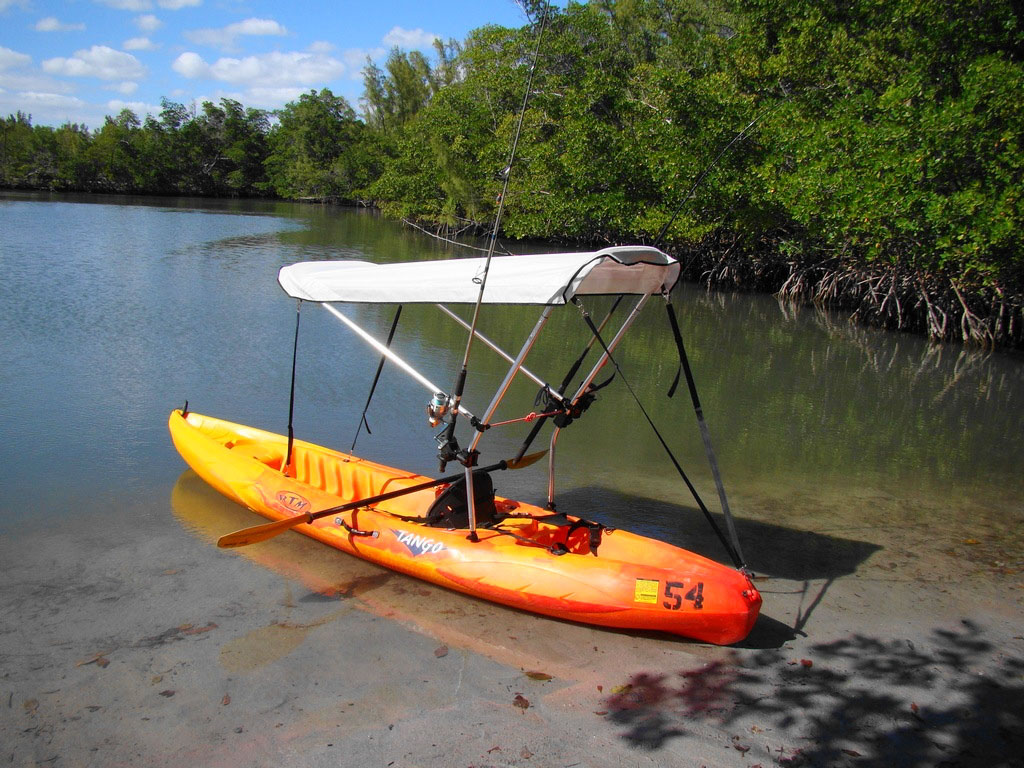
left=423, top=470, right=497, bottom=528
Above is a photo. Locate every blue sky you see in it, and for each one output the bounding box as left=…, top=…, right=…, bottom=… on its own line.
left=0, top=0, right=536, bottom=129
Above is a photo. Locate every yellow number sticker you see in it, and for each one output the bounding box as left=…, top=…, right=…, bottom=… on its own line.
left=634, top=578, right=660, bottom=604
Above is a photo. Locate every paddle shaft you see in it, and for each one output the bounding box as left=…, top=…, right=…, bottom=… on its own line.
left=217, top=453, right=544, bottom=549
left=319, top=460, right=507, bottom=522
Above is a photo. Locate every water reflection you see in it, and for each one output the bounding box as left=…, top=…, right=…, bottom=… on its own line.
left=0, top=193, right=1020, bottom=573
left=4, top=192, right=1020, bottom=768
left=169, top=470, right=723, bottom=671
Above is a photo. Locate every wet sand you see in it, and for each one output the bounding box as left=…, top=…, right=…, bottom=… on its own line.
left=2, top=472, right=1022, bottom=768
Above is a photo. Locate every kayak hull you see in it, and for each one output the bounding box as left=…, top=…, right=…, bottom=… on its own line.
left=169, top=409, right=761, bottom=644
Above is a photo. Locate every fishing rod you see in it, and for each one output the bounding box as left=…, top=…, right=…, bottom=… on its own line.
left=653, top=108, right=770, bottom=250
left=437, top=4, right=550, bottom=472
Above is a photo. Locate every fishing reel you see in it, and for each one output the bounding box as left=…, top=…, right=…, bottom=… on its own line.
left=426, top=392, right=451, bottom=428
left=429, top=392, right=478, bottom=470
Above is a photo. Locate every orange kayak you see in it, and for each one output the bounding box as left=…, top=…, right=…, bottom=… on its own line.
left=169, top=409, right=761, bottom=644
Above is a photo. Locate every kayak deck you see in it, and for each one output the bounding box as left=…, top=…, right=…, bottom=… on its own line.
left=169, top=409, right=761, bottom=644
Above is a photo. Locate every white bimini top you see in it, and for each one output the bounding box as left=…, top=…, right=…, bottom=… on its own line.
left=278, top=246, right=679, bottom=306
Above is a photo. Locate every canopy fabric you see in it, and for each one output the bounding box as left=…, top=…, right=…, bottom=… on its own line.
left=277, top=246, right=680, bottom=305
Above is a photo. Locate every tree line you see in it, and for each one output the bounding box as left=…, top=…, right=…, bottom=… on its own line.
left=2, top=0, right=1021, bottom=348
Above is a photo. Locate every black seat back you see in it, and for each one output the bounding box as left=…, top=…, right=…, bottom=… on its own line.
left=424, top=470, right=496, bottom=528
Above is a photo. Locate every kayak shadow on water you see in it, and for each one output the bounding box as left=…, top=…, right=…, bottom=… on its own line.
left=554, top=487, right=882, bottom=582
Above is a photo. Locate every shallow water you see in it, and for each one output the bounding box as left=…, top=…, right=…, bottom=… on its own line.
left=1, top=191, right=1020, bottom=573
left=3, top=191, right=1022, bottom=767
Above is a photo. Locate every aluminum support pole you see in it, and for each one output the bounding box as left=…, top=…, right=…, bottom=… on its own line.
left=321, top=303, right=476, bottom=422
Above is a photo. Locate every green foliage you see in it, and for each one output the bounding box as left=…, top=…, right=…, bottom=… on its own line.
left=2, top=0, right=1022, bottom=344
left=744, top=0, right=1023, bottom=289
left=264, top=88, right=373, bottom=202
left=0, top=113, right=36, bottom=186
left=0, top=99, right=271, bottom=196
left=361, top=42, right=461, bottom=134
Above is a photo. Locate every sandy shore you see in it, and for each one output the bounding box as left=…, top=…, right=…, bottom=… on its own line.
left=2, top=472, right=1021, bottom=768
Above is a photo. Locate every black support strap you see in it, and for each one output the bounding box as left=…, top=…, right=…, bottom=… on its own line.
left=351, top=305, right=402, bottom=452
left=579, top=301, right=746, bottom=570
left=284, top=299, right=302, bottom=475
left=665, top=300, right=746, bottom=567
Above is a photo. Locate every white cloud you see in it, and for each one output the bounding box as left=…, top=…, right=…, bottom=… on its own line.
left=171, top=51, right=210, bottom=78
left=35, top=17, right=87, bottom=32
left=233, top=18, right=286, bottom=36
left=213, top=51, right=342, bottom=87
left=124, top=37, right=157, bottom=51
left=185, top=17, right=287, bottom=50
left=382, top=26, right=439, bottom=50
left=343, top=47, right=384, bottom=77
left=308, top=41, right=334, bottom=54
left=174, top=50, right=344, bottom=89
left=96, top=0, right=199, bottom=11
left=107, top=98, right=160, bottom=116
left=43, top=46, right=146, bottom=81
left=0, top=90, right=79, bottom=123
left=247, top=85, right=305, bottom=103
left=180, top=85, right=316, bottom=113
left=19, top=91, right=87, bottom=108
left=0, top=46, right=32, bottom=70
left=96, top=0, right=153, bottom=10
left=1, top=48, right=83, bottom=102
left=169, top=48, right=356, bottom=112
left=0, top=71, right=76, bottom=95
left=108, top=80, right=139, bottom=94
left=0, top=0, right=30, bottom=10
left=134, top=14, right=162, bottom=32
left=0, top=90, right=109, bottom=129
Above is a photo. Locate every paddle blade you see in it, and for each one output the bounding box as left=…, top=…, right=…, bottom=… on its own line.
left=217, top=514, right=308, bottom=548
left=505, top=449, right=548, bottom=470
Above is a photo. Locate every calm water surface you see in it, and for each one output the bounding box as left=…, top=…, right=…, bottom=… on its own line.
left=1, top=192, right=1021, bottom=577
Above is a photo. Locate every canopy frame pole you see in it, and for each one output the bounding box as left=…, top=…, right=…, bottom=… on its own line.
left=435, top=304, right=563, bottom=402
left=464, top=305, right=555, bottom=538
left=468, top=306, right=555, bottom=456
left=546, top=294, right=649, bottom=507
left=320, top=302, right=477, bottom=422
left=562, top=296, right=624, bottom=390
left=513, top=295, right=624, bottom=464
left=567, top=295, right=649, bottom=406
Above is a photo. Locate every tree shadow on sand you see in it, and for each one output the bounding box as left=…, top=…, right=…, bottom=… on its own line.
left=601, top=620, right=1024, bottom=767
